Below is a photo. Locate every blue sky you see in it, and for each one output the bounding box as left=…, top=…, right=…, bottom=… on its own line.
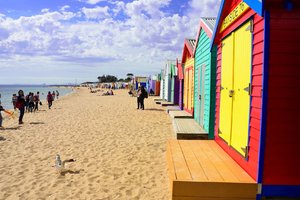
left=0, top=0, right=221, bottom=84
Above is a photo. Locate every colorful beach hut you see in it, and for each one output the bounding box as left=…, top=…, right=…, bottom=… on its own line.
left=134, top=76, right=147, bottom=90
left=170, top=62, right=179, bottom=105
left=162, top=61, right=173, bottom=102
left=193, top=17, right=217, bottom=139
left=148, top=75, right=157, bottom=95
left=176, top=60, right=184, bottom=109
left=212, top=0, right=300, bottom=198
left=182, top=39, right=196, bottom=114
left=159, top=69, right=165, bottom=100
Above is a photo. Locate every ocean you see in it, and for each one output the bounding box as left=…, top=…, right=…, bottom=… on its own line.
left=0, top=85, right=74, bottom=110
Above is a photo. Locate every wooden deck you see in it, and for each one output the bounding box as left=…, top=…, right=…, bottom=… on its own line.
left=161, top=101, right=174, bottom=107
left=154, top=98, right=163, bottom=102
left=169, top=110, right=193, bottom=118
left=172, top=118, right=208, bottom=140
left=166, top=106, right=181, bottom=113
left=166, top=140, right=257, bottom=200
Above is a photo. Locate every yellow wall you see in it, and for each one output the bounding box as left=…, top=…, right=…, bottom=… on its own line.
left=183, top=57, right=194, bottom=112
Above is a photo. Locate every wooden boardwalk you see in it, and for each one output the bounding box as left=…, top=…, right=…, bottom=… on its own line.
left=169, top=110, right=193, bottom=118
left=172, top=118, right=208, bottom=139
left=166, top=106, right=181, bottom=113
left=166, top=140, right=257, bottom=200
left=161, top=101, right=174, bottom=107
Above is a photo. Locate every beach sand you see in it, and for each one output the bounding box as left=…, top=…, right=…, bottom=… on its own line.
left=0, top=88, right=173, bottom=200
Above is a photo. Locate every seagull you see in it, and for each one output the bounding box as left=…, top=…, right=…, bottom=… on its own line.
left=55, top=154, right=75, bottom=173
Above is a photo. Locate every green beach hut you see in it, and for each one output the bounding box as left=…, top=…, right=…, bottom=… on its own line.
left=193, top=17, right=217, bottom=139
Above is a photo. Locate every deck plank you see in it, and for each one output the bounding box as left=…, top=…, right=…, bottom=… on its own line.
left=188, top=141, right=224, bottom=181
left=173, top=119, right=208, bottom=140
left=209, top=142, right=255, bottom=182
left=169, top=140, right=192, bottom=180
left=167, top=140, right=257, bottom=199
left=169, top=110, right=193, bottom=118
left=179, top=140, right=207, bottom=180
left=200, top=141, right=239, bottom=182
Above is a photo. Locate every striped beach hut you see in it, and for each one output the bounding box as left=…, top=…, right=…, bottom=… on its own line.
left=182, top=39, right=196, bottom=114
left=193, top=17, right=217, bottom=139
left=212, top=0, right=300, bottom=198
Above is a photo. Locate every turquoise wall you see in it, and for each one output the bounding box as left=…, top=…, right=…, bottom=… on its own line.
left=194, top=29, right=217, bottom=139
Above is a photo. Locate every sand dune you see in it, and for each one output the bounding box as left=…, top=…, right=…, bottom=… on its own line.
left=0, top=88, right=173, bottom=200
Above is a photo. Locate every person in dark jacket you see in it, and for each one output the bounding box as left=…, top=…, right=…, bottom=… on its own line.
left=138, top=86, right=148, bottom=110
left=47, top=91, right=53, bottom=109
left=17, top=90, right=26, bottom=125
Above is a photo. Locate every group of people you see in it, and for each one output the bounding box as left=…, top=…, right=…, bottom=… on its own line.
left=0, top=90, right=60, bottom=128
left=102, top=90, right=114, bottom=96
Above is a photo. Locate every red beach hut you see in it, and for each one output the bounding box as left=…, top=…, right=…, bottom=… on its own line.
left=211, top=0, right=300, bottom=198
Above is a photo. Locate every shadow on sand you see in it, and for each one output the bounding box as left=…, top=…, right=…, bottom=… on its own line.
left=0, top=136, right=6, bottom=141
left=145, top=108, right=165, bottom=112
left=60, top=169, right=82, bottom=176
left=2, top=126, right=21, bottom=130
left=29, top=122, right=45, bottom=125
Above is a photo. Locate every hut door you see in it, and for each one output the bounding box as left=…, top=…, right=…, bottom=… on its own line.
left=200, top=64, right=206, bottom=127
left=171, top=77, right=174, bottom=103
left=219, top=34, right=234, bottom=143
left=188, top=68, right=193, bottom=111
left=230, top=21, right=252, bottom=157
left=196, top=67, right=201, bottom=124
left=219, top=21, right=252, bottom=157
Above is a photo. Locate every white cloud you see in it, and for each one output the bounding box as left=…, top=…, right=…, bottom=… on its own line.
left=60, top=5, right=70, bottom=12
left=81, top=6, right=110, bottom=19
left=79, top=0, right=107, bottom=5
left=0, top=0, right=222, bottom=84
left=41, top=8, right=50, bottom=13
left=125, top=0, right=171, bottom=19
left=189, top=0, right=221, bottom=17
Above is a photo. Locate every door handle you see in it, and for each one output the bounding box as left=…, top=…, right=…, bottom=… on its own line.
left=229, top=90, right=234, bottom=97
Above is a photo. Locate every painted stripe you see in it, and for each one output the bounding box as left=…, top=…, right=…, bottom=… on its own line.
left=257, top=10, right=269, bottom=184
left=262, top=185, right=300, bottom=197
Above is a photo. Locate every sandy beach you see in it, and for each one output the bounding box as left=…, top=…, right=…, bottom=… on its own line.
left=0, top=88, right=173, bottom=200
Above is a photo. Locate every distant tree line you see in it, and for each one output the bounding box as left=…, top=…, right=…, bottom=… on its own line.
left=97, top=75, right=118, bottom=83
left=97, top=73, right=134, bottom=83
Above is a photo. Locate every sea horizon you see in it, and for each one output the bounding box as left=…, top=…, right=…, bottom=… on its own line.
left=0, top=85, right=74, bottom=110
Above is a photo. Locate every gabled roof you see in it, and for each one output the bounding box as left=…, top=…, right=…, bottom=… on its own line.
left=194, top=17, right=216, bottom=55
left=177, top=59, right=184, bottom=80
left=181, top=38, right=196, bottom=64
left=210, top=0, right=263, bottom=50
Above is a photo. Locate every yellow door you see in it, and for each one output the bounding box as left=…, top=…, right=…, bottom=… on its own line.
left=188, top=68, right=193, bottom=111
left=230, top=21, right=252, bottom=156
left=219, top=33, right=234, bottom=143
left=184, top=68, right=188, bottom=108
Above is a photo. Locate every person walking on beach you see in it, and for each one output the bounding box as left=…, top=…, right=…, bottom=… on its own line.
left=136, top=86, right=141, bottom=109
left=139, top=86, right=148, bottom=110
left=47, top=91, right=53, bottom=109
left=28, top=92, right=34, bottom=113
left=16, top=90, right=25, bottom=125
left=0, top=105, right=4, bottom=129
left=56, top=90, right=59, bottom=99
left=12, top=94, right=17, bottom=110
left=52, top=91, right=56, bottom=101
left=25, top=93, right=29, bottom=112
left=0, top=94, right=3, bottom=129
left=34, top=92, right=40, bottom=112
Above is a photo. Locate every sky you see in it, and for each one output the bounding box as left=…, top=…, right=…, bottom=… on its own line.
left=0, top=0, right=221, bottom=84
